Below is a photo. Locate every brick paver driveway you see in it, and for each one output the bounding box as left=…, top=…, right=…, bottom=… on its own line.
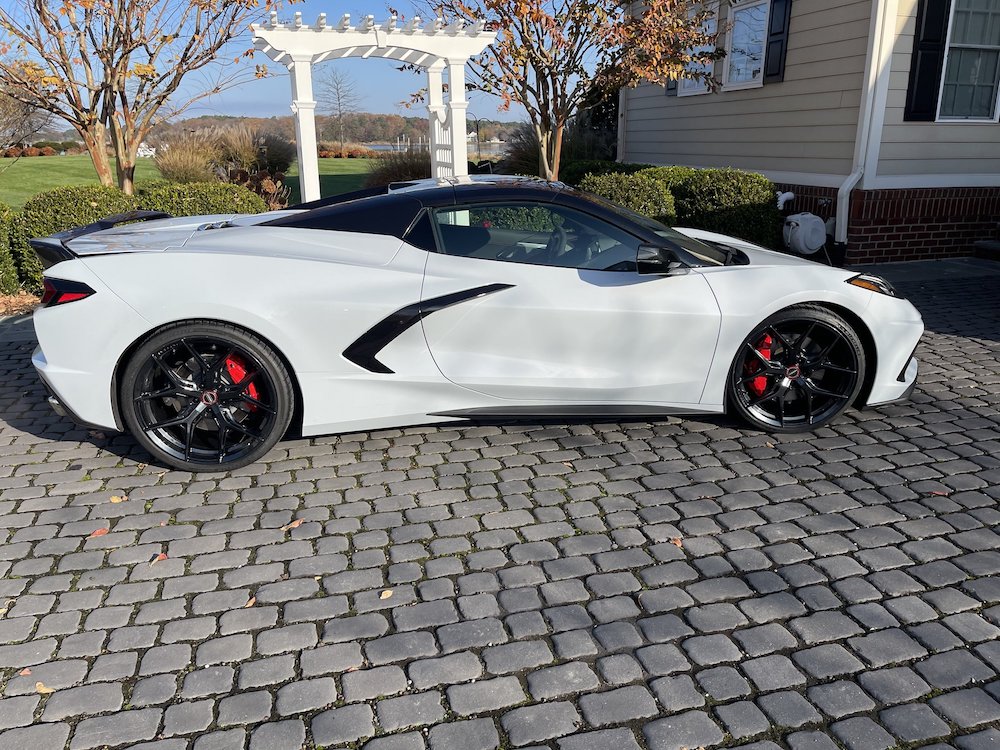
left=0, top=259, right=999, bottom=750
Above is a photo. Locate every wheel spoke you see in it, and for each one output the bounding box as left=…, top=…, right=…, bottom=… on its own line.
left=134, top=386, right=194, bottom=403
left=219, top=410, right=265, bottom=442
left=745, top=343, right=781, bottom=372
left=796, top=380, right=814, bottom=425
left=749, top=382, right=781, bottom=408
left=796, top=322, right=817, bottom=352
left=818, top=360, right=857, bottom=375
left=777, top=391, right=786, bottom=427
left=208, top=347, right=239, bottom=384
left=240, top=394, right=275, bottom=414
left=151, top=353, right=191, bottom=390
left=147, top=402, right=199, bottom=431
left=216, top=422, right=229, bottom=464
left=768, top=326, right=795, bottom=355
left=180, top=338, right=212, bottom=377
left=183, top=414, right=198, bottom=461
left=804, top=379, right=849, bottom=400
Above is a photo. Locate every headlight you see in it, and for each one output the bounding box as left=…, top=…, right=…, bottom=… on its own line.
left=846, top=274, right=898, bottom=297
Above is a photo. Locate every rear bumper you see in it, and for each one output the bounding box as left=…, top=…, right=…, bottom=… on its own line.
left=35, top=354, right=120, bottom=432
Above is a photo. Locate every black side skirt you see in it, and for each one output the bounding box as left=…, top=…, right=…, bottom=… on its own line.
left=342, top=283, right=514, bottom=374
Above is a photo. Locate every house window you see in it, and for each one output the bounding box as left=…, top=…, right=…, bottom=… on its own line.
left=724, top=0, right=771, bottom=89
left=938, top=0, right=1000, bottom=119
left=678, top=3, right=720, bottom=96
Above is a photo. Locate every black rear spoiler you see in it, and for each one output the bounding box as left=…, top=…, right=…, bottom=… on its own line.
left=30, top=210, right=172, bottom=270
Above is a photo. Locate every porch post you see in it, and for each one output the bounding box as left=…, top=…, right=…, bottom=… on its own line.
left=289, top=54, right=321, bottom=202
left=446, top=61, right=469, bottom=177
left=426, top=61, right=449, bottom=178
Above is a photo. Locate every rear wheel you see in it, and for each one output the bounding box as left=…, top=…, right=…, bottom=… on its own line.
left=728, top=307, right=865, bottom=432
left=120, top=322, right=294, bottom=471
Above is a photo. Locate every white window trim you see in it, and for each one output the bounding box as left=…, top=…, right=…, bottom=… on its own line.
left=678, top=1, right=720, bottom=97
left=722, top=0, right=771, bottom=91
left=935, top=0, right=1000, bottom=123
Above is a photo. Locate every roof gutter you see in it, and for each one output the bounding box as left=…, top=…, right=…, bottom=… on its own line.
left=837, top=0, right=898, bottom=246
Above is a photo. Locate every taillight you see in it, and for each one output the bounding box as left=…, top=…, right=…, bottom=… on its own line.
left=41, top=278, right=96, bottom=307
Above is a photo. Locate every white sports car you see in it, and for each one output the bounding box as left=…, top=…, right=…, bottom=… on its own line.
left=30, top=177, right=923, bottom=471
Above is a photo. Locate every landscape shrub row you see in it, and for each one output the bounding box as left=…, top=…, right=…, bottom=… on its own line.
left=3, top=146, right=59, bottom=158
left=1, top=183, right=266, bottom=295
left=565, top=160, right=781, bottom=248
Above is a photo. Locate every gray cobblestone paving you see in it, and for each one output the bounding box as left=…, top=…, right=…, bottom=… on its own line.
left=0, top=259, right=998, bottom=748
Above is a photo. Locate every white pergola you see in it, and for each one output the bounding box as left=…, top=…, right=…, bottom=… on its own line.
left=251, top=12, right=497, bottom=202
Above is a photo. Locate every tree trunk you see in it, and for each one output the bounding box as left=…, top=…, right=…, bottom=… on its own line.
left=550, top=124, right=565, bottom=182
left=117, top=158, right=136, bottom=195
left=339, top=116, right=345, bottom=156
left=82, top=126, right=114, bottom=188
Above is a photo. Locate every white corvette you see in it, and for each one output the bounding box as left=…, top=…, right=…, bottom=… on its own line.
left=30, top=177, right=923, bottom=471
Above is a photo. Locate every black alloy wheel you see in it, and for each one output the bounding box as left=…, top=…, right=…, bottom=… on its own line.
left=728, top=306, right=865, bottom=432
left=120, top=322, right=294, bottom=471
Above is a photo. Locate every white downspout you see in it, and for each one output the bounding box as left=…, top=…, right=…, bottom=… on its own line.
left=837, top=0, right=896, bottom=246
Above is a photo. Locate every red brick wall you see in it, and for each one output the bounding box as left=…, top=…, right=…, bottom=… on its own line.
left=847, top=187, right=1000, bottom=264
left=775, top=183, right=1000, bottom=264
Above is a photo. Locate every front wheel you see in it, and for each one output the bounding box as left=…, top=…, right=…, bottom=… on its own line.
left=728, top=306, right=865, bottom=432
left=120, top=322, right=294, bottom=471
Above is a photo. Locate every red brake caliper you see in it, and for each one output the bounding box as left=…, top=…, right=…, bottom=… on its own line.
left=747, top=334, right=773, bottom=397
left=224, top=354, right=259, bottom=411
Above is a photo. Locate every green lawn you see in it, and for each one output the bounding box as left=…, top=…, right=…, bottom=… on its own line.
left=0, top=154, right=372, bottom=209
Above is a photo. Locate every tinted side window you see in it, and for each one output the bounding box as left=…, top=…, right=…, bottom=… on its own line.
left=432, top=203, right=641, bottom=271
left=265, top=194, right=423, bottom=240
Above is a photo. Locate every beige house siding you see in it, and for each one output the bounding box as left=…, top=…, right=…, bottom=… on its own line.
left=622, top=0, right=872, bottom=178
left=876, top=0, right=1000, bottom=180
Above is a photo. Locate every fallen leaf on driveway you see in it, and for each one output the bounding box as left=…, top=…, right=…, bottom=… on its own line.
left=88, top=430, right=106, bottom=440
left=109, top=495, right=127, bottom=504
left=0, top=600, right=14, bottom=618
left=765, top=441, right=775, bottom=448
left=149, top=553, right=168, bottom=566
left=88, top=528, right=109, bottom=538
left=670, top=538, right=684, bottom=548
left=379, top=590, right=393, bottom=600
left=18, top=668, right=30, bottom=676
left=244, top=597, right=256, bottom=608
left=35, top=682, right=54, bottom=695
left=930, top=490, right=950, bottom=496
left=281, top=519, right=304, bottom=531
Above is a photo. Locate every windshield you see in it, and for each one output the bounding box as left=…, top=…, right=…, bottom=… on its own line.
left=587, top=194, right=731, bottom=266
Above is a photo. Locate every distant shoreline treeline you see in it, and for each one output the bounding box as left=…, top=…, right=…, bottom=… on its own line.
left=145, top=113, right=520, bottom=145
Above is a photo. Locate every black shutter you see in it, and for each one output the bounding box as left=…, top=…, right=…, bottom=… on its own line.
left=666, top=79, right=678, bottom=97
left=904, top=0, right=952, bottom=121
left=764, top=0, right=793, bottom=83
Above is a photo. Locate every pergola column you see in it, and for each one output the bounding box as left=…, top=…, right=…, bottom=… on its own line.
left=426, top=61, right=450, bottom=178
left=289, top=54, right=321, bottom=202
left=446, top=61, right=469, bottom=177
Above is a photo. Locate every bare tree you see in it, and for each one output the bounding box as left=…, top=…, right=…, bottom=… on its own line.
left=0, top=90, right=47, bottom=147
left=318, top=69, right=362, bottom=155
left=0, top=0, right=293, bottom=194
left=431, top=0, right=722, bottom=180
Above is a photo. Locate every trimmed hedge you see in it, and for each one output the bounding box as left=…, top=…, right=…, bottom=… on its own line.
left=12, top=186, right=139, bottom=293
left=578, top=172, right=676, bottom=225
left=138, top=182, right=266, bottom=217
left=558, top=159, right=652, bottom=187
left=0, top=203, right=18, bottom=295
left=640, top=166, right=781, bottom=248
left=12, top=183, right=266, bottom=293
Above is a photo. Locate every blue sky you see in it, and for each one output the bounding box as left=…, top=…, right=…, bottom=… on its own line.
left=180, top=1, right=525, bottom=123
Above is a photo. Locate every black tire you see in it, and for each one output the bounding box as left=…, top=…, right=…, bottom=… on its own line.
left=120, top=322, right=294, bottom=471
left=728, top=306, right=865, bottom=433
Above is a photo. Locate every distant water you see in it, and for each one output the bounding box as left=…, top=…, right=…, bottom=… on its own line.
left=367, top=142, right=506, bottom=157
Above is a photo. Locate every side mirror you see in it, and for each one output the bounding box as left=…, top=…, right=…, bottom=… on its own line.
left=637, top=244, right=685, bottom=275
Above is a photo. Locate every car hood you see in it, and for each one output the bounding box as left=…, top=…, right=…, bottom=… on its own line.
left=674, top=227, right=826, bottom=268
